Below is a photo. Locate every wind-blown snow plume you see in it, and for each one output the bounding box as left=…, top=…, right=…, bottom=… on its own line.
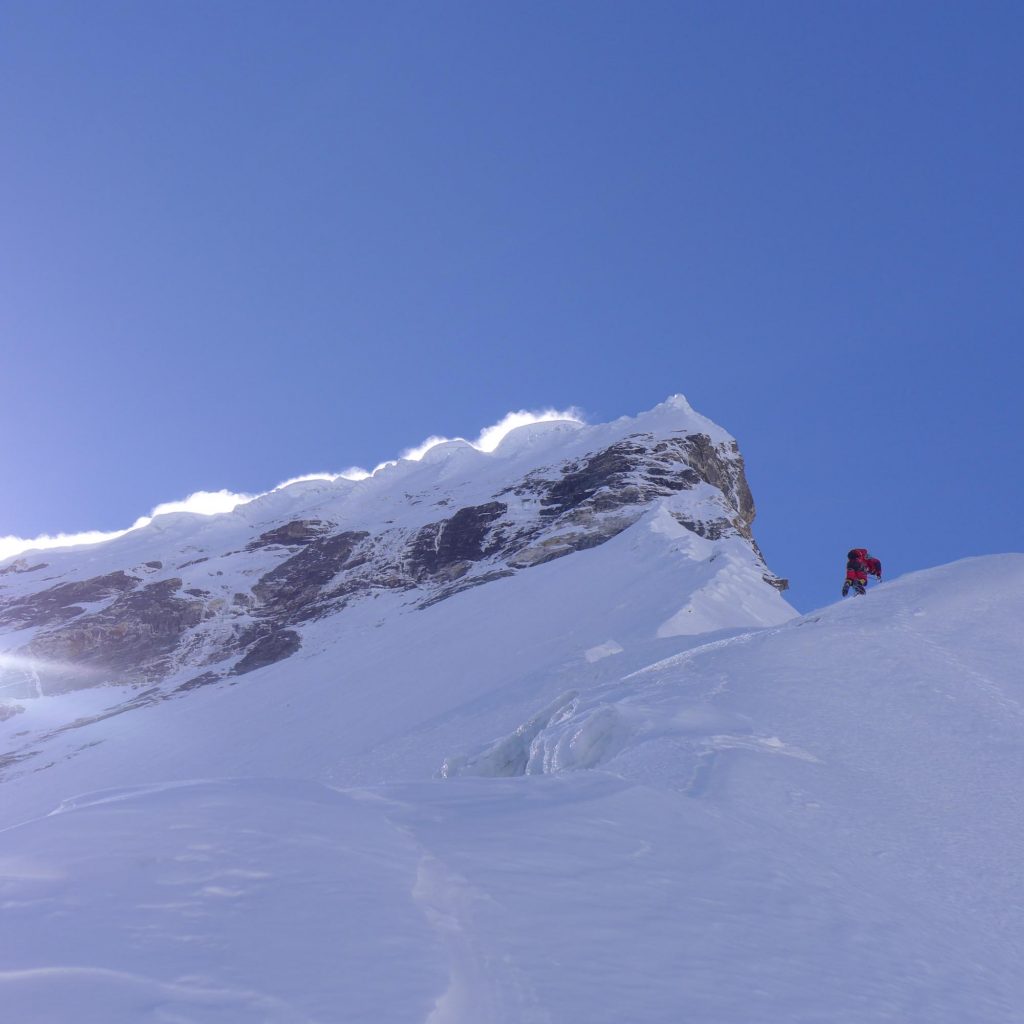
left=400, top=408, right=584, bottom=461
left=0, top=408, right=585, bottom=562
left=0, top=530, right=129, bottom=562
left=0, top=490, right=254, bottom=562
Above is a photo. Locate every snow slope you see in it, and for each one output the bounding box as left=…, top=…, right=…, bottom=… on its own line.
left=0, top=397, right=1020, bottom=1022
left=1, top=554, right=1022, bottom=1022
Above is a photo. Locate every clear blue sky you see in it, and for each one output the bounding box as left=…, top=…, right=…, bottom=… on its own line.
left=2, top=1, right=1021, bottom=612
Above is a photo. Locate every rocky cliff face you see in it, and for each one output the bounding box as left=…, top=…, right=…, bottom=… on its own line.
left=0, top=399, right=788, bottom=703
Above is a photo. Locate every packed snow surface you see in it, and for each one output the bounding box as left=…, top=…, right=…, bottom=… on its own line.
left=1, top=552, right=1022, bottom=1022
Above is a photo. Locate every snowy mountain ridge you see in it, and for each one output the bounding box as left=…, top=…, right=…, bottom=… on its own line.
left=0, top=396, right=790, bottom=707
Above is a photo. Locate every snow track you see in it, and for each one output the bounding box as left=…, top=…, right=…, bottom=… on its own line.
left=414, top=853, right=552, bottom=1024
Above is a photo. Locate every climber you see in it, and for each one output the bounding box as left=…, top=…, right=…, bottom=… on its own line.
left=842, top=548, right=879, bottom=597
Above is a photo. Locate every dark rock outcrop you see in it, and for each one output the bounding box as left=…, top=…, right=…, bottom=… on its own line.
left=501, top=432, right=758, bottom=569
left=537, top=442, right=648, bottom=517
left=672, top=434, right=755, bottom=536
left=252, top=531, right=370, bottom=622
left=24, top=579, right=205, bottom=692
left=672, top=515, right=733, bottom=541
left=0, top=571, right=139, bottom=630
left=508, top=433, right=754, bottom=545
left=419, top=569, right=517, bottom=608
left=408, top=502, right=507, bottom=581
left=247, top=520, right=331, bottom=551
left=233, top=630, right=301, bottom=675
left=175, top=671, right=223, bottom=692
left=0, top=559, right=48, bottom=577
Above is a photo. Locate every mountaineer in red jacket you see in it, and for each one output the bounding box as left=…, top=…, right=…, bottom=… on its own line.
left=842, top=548, right=882, bottom=597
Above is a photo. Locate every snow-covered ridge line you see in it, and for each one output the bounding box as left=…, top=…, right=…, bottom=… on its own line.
left=1, top=396, right=730, bottom=563
left=0, top=406, right=587, bottom=563
left=1, top=395, right=785, bottom=701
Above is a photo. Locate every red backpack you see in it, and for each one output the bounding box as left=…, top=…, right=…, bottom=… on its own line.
left=846, top=549, right=869, bottom=581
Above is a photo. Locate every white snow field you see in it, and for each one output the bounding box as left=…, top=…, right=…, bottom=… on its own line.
left=1, top=554, right=1021, bottom=1022
left=0, top=397, right=1021, bottom=1022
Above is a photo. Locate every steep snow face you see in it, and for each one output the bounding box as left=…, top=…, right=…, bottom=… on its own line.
left=0, top=556, right=1021, bottom=1023
left=0, top=396, right=791, bottom=704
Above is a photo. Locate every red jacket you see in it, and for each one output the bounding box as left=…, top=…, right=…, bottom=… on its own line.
left=846, top=549, right=869, bottom=582
left=846, top=549, right=881, bottom=582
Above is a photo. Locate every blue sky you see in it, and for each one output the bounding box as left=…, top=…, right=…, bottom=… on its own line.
left=2, top=0, right=1021, bottom=612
